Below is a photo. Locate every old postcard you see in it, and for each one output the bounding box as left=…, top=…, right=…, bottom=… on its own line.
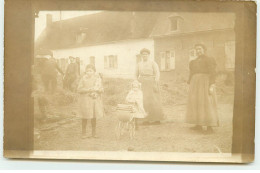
left=4, top=0, right=256, bottom=163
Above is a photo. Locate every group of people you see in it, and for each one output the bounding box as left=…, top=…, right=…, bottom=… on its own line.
left=37, top=43, right=219, bottom=138
left=40, top=56, right=81, bottom=93
left=76, top=44, right=219, bottom=139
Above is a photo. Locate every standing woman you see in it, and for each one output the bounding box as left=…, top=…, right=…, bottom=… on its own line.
left=136, top=48, right=164, bottom=125
left=186, top=44, right=219, bottom=133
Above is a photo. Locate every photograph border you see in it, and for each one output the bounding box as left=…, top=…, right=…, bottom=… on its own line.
left=3, top=0, right=256, bottom=163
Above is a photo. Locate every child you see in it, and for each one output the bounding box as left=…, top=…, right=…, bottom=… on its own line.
left=77, top=64, right=104, bottom=139
left=125, top=80, right=147, bottom=130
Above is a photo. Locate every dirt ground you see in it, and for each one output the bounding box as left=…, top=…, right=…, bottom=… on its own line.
left=34, top=103, right=233, bottom=153
left=33, top=73, right=234, bottom=153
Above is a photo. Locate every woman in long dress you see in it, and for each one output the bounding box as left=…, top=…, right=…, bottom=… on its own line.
left=136, top=48, right=164, bottom=125
left=186, top=44, right=219, bottom=133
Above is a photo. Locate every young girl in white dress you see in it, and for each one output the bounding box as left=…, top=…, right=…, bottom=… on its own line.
left=126, top=80, right=147, bottom=130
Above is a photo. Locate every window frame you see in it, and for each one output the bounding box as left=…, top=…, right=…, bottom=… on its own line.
left=160, top=50, right=176, bottom=71
left=104, top=55, right=118, bottom=69
left=225, top=40, right=235, bottom=70
left=168, top=16, right=181, bottom=32
left=170, top=18, right=178, bottom=31
left=89, top=56, right=95, bottom=66
left=189, top=48, right=197, bottom=62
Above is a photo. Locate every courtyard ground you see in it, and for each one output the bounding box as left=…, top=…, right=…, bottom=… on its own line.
left=33, top=72, right=234, bottom=153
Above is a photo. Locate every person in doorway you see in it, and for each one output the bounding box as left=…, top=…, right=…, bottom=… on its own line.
left=63, top=56, right=79, bottom=92
left=186, top=43, right=219, bottom=133
left=76, top=57, right=81, bottom=76
left=41, top=56, right=64, bottom=94
left=136, top=48, right=164, bottom=125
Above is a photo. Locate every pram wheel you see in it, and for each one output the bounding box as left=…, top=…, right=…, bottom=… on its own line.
left=115, top=104, right=136, bottom=140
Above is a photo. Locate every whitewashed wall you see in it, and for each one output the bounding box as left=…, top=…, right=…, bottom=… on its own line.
left=52, top=39, right=154, bottom=78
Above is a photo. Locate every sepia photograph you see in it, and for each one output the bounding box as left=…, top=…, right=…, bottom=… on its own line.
left=33, top=11, right=235, bottom=153
left=3, top=0, right=256, bottom=163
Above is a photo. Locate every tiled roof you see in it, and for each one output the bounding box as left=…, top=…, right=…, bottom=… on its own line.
left=35, top=12, right=235, bottom=51
left=150, top=12, right=235, bottom=37
left=36, top=11, right=159, bottom=50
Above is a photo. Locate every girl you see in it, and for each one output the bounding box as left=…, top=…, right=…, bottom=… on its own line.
left=126, top=80, right=147, bottom=130
left=77, top=64, right=104, bottom=139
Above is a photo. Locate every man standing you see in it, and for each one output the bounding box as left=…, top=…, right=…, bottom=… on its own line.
left=76, top=57, right=81, bottom=76
left=63, top=56, right=79, bottom=92
left=41, top=56, right=64, bottom=94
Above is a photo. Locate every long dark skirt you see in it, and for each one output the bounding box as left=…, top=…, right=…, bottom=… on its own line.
left=139, top=76, right=164, bottom=122
left=186, top=74, right=219, bottom=127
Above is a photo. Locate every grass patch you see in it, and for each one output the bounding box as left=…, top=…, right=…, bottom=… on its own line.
left=102, top=78, right=132, bottom=107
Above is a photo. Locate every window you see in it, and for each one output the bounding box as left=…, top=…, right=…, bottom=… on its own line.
left=160, top=52, right=166, bottom=71
left=165, top=51, right=171, bottom=70
left=160, top=50, right=175, bottom=71
left=89, top=56, right=95, bottom=66
left=76, top=33, right=86, bottom=44
left=189, top=49, right=197, bottom=62
left=168, top=15, right=182, bottom=32
left=75, top=27, right=88, bottom=44
left=225, top=41, right=235, bottom=70
left=170, top=51, right=175, bottom=70
left=104, top=55, right=118, bottom=69
left=104, top=56, right=108, bottom=68
left=170, top=18, right=178, bottom=31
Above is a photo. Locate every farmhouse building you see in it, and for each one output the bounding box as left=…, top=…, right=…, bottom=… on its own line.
left=35, top=11, right=235, bottom=79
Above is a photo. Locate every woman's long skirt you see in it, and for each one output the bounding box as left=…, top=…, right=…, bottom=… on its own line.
left=139, top=76, right=164, bottom=122
left=186, top=74, right=219, bottom=127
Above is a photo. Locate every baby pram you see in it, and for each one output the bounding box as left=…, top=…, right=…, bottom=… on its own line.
left=115, top=104, right=136, bottom=139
